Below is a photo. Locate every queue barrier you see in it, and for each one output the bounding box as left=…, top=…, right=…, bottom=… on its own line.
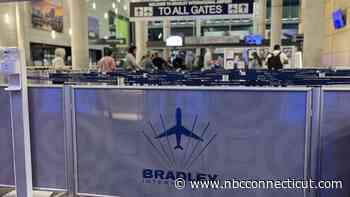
left=316, top=87, right=350, bottom=197
left=0, top=85, right=349, bottom=196
left=28, top=86, right=68, bottom=191
left=72, top=86, right=311, bottom=197
left=0, top=85, right=15, bottom=188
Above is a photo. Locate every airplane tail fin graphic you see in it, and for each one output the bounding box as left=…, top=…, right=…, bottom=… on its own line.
left=174, top=145, right=184, bottom=150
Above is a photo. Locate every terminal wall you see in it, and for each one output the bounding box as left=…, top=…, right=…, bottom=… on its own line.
left=0, top=0, right=126, bottom=65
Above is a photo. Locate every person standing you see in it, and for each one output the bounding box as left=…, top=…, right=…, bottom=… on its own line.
left=97, top=50, right=117, bottom=73
left=152, top=52, right=167, bottom=71
left=204, top=48, right=215, bottom=70
left=266, top=44, right=289, bottom=71
left=52, top=48, right=68, bottom=71
left=185, top=51, right=195, bottom=70
left=141, top=53, right=155, bottom=71
left=126, top=46, right=142, bottom=71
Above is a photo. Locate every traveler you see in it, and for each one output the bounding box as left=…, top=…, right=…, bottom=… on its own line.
left=185, top=51, right=195, bottom=70
left=126, top=46, right=142, bottom=71
left=141, top=53, right=155, bottom=71
left=52, top=48, right=67, bottom=70
left=204, top=48, right=215, bottom=70
left=266, top=44, right=289, bottom=71
left=97, top=50, right=116, bottom=73
left=152, top=52, right=167, bottom=71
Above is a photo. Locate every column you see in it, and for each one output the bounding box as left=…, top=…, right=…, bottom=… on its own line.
left=0, top=3, right=17, bottom=83
left=195, top=19, right=202, bottom=56
left=163, top=19, right=171, bottom=59
left=10, top=2, right=33, bottom=197
left=303, top=0, right=325, bottom=67
left=256, top=0, right=267, bottom=37
left=270, top=0, right=283, bottom=48
left=298, top=0, right=306, bottom=34
left=135, top=20, right=148, bottom=64
left=68, top=0, right=89, bottom=70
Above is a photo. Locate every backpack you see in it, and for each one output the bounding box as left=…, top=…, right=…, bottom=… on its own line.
left=267, top=52, right=283, bottom=71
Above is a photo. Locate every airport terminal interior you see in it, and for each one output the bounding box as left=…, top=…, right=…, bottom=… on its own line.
left=1, top=0, right=350, bottom=197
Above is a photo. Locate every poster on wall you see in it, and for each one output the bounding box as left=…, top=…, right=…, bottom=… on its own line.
left=88, top=16, right=100, bottom=39
left=32, top=0, right=64, bottom=32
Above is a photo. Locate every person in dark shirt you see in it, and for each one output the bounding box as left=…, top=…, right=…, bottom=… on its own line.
left=152, top=52, right=167, bottom=71
left=172, top=54, right=186, bottom=70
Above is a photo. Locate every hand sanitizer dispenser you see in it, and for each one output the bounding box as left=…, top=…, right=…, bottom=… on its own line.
left=0, top=47, right=22, bottom=91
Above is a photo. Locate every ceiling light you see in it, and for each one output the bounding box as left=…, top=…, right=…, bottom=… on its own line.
left=51, top=31, right=56, bottom=39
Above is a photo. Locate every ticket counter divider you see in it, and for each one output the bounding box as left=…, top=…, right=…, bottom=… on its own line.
left=0, top=85, right=348, bottom=197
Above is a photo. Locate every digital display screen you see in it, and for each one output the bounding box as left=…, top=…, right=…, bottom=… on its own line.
left=332, top=9, right=346, bottom=29
left=245, top=34, right=263, bottom=45
left=115, top=17, right=129, bottom=47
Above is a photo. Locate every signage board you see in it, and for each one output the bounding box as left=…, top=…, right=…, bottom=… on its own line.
left=130, top=0, right=254, bottom=20
left=185, top=36, right=240, bottom=46
left=115, top=17, right=129, bottom=47
left=88, top=16, right=100, bottom=39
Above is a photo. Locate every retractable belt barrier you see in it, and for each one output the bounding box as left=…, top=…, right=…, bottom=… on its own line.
left=0, top=85, right=349, bottom=197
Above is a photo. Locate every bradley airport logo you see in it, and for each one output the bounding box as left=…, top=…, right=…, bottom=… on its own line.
left=141, top=107, right=219, bottom=187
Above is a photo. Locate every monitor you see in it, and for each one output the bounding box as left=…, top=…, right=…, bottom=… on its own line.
left=333, top=9, right=346, bottom=29
left=245, top=34, right=263, bottom=45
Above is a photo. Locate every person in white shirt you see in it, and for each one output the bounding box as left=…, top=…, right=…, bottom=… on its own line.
left=203, top=48, right=215, bottom=70
left=52, top=48, right=67, bottom=71
left=185, top=51, right=195, bottom=69
left=265, top=44, right=289, bottom=71
left=126, top=46, right=143, bottom=71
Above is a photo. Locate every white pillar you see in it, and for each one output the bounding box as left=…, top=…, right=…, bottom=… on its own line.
left=135, top=20, right=148, bottom=64
left=10, top=2, right=34, bottom=197
left=163, top=19, right=171, bottom=59
left=69, top=0, right=89, bottom=70
left=195, top=19, right=202, bottom=56
left=303, top=0, right=325, bottom=67
left=256, top=0, right=267, bottom=37
left=0, top=2, right=31, bottom=67
left=270, top=0, right=283, bottom=48
left=298, top=0, right=306, bottom=34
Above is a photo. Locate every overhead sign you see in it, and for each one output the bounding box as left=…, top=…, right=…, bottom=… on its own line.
left=185, top=36, right=240, bottom=45
left=130, top=0, right=254, bottom=20
left=166, top=36, right=183, bottom=47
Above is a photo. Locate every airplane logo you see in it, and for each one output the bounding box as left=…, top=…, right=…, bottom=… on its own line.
left=142, top=107, right=217, bottom=170
left=155, top=108, right=203, bottom=150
